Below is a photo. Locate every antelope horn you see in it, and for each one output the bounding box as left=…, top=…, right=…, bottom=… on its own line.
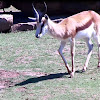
left=43, top=2, right=47, bottom=14
left=32, top=3, right=39, bottom=22
left=32, top=2, right=47, bottom=22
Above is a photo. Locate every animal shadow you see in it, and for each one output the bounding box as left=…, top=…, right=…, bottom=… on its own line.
left=15, top=72, right=69, bottom=86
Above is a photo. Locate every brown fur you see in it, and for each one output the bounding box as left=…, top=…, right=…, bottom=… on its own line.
left=52, top=11, right=100, bottom=39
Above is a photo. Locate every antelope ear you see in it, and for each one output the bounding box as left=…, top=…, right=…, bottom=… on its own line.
left=44, top=14, right=49, bottom=19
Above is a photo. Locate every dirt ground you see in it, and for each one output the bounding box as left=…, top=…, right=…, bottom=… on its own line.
left=0, top=69, right=47, bottom=90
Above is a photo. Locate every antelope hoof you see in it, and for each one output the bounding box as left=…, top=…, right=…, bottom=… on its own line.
left=97, top=65, right=100, bottom=68
left=70, top=72, right=74, bottom=78
left=82, top=67, right=87, bottom=72
left=97, top=63, right=100, bottom=68
left=68, top=70, right=72, bottom=74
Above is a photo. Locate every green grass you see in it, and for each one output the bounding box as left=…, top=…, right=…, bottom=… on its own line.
left=0, top=31, right=100, bottom=100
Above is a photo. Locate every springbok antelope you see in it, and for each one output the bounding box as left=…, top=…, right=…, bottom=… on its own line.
left=32, top=3, right=100, bottom=78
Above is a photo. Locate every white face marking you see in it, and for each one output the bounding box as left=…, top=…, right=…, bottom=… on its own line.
left=41, top=24, right=48, bottom=37
left=75, top=23, right=95, bottom=39
left=36, top=24, right=48, bottom=38
left=35, top=17, right=48, bottom=38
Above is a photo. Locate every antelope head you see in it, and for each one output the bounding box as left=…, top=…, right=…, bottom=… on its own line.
left=32, top=2, right=49, bottom=38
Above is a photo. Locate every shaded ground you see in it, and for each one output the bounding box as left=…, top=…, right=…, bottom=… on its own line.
left=0, top=69, right=44, bottom=89
left=0, top=69, right=68, bottom=90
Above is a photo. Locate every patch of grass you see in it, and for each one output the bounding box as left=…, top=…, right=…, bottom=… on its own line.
left=0, top=31, right=100, bottom=100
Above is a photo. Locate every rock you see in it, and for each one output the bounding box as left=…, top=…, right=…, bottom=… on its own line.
left=11, top=22, right=36, bottom=32
left=0, top=14, right=13, bottom=32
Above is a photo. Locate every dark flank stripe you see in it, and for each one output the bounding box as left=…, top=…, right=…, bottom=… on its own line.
left=76, top=19, right=93, bottom=32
